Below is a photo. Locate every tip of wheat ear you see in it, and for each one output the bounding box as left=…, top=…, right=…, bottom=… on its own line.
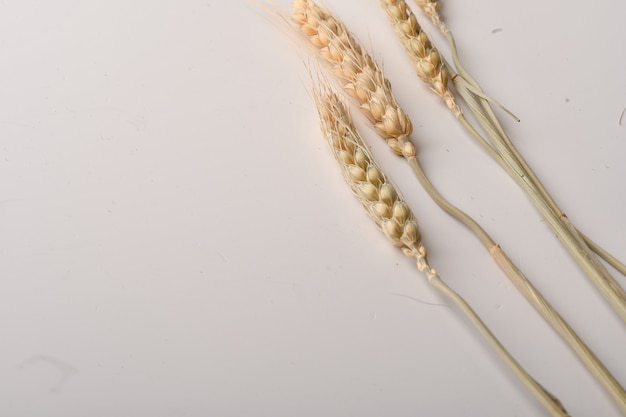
left=312, top=82, right=422, bottom=256
left=413, top=0, right=444, bottom=29
left=292, top=0, right=413, bottom=157
left=381, top=0, right=460, bottom=116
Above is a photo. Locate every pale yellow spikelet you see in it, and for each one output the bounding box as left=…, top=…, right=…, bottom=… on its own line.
left=292, top=0, right=413, bottom=156
left=380, top=0, right=460, bottom=115
left=312, top=84, right=422, bottom=253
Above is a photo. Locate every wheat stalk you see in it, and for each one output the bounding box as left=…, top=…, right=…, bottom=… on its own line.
left=379, top=0, right=460, bottom=116
left=312, top=82, right=569, bottom=417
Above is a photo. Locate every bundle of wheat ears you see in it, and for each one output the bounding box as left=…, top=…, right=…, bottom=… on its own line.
left=266, top=0, right=625, bottom=415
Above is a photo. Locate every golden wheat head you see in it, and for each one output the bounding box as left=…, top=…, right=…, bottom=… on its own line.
left=293, top=0, right=413, bottom=156
left=313, top=83, right=421, bottom=255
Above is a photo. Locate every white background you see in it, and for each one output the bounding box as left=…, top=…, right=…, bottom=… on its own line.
left=1, top=0, right=625, bottom=416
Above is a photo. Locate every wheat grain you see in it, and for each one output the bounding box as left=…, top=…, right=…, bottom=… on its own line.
left=292, top=0, right=412, bottom=156
left=380, top=0, right=460, bottom=116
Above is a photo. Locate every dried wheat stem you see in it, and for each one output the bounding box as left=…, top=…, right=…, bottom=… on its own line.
left=456, top=56, right=626, bottom=279
left=423, top=271, right=570, bottom=417
left=313, top=84, right=569, bottom=417
left=457, top=75, right=626, bottom=327
left=581, top=234, right=626, bottom=277
left=490, top=246, right=626, bottom=414
left=412, top=0, right=626, bottom=278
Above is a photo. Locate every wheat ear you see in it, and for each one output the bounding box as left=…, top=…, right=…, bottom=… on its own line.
left=292, top=0, right=413, bottom=156
left=410, top=0, right=626, bottom=279
left=312, top=83, right=569, bottom=417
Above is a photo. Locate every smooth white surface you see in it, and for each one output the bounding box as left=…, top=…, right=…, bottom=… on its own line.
left=0, top=1, right=625, bottom=416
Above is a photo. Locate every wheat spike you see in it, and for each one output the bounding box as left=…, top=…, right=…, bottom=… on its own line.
left=293, top=0, right=412, bottom=156
left=380, top=0, right=460, bottom=116
left=313, top=84, right=421, bottom=254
